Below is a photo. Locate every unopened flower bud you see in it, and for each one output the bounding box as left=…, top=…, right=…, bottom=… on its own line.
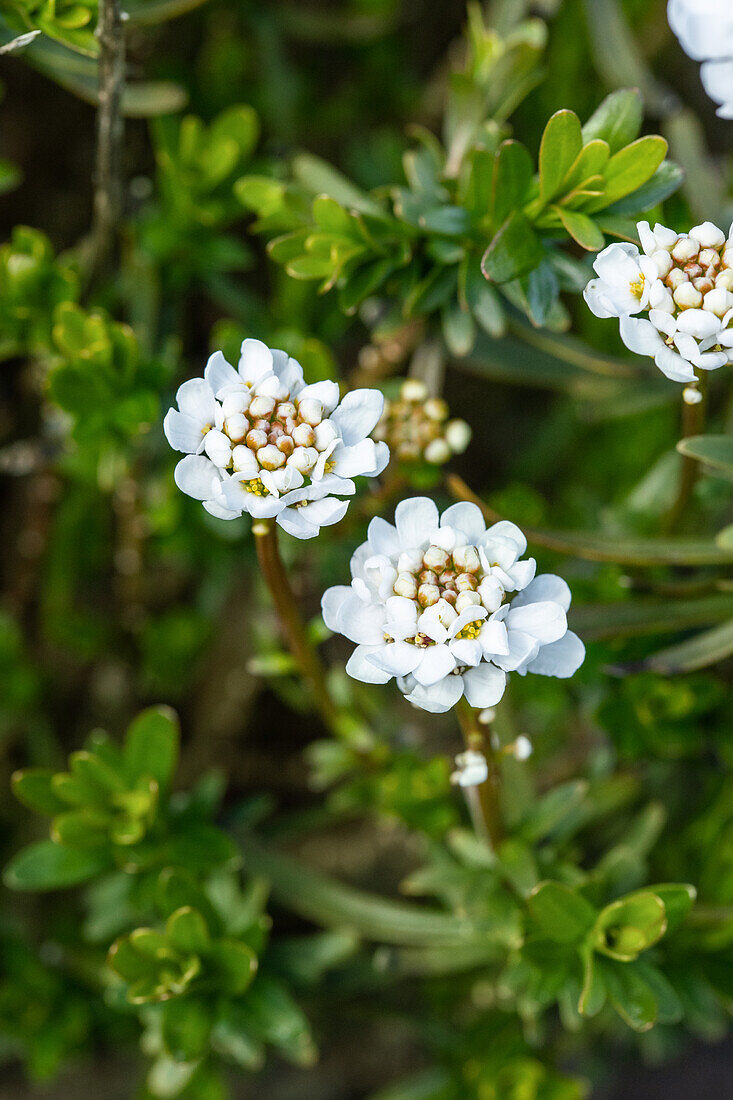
left=397, top=549, right=423, bottom=573
left=698, top=247, right=721, bottom=270
left=393, top=572, right=418, bottom=599
left=651, top=249, right=673, bottom=277
left=232, top=445, right=254, bottom=472
left=673, top=282, right=703, bottom=310
left=256, top=375, right=289, bottom=401
left=684, top=262, right=702, bottom=280
left=424, top=397, right=449, bottom=422
left=221, top=391, right=250, bottom=417
left=672, top=236, right=700, bottom=263
left=249, top=395, right=276, bottom=419
left=513, top=735, right=532, bottom=761
left=292, top=423, right=316, bottom=447
left=203, top=429, right=232, bottom=467
left=703, top=287, right=733, bottom=317
left=690, top=221, right=725, bottom=249
left=442, top=588, right=457, bottom=605
left=716, top=268, right=733, bottom=291
left=423, top=545, right=450, bottom=571
left=401, top=379, right=428, bottom=402
left=456, top=590, right=481, bottom=613
left=722, top=248, right=733, bottom=269
left=246, top=428, right=268, bottom=451
left=445, top=419, right=471, bottom=453
left=257, top=444, right=286, bottom=470
left=666, top=268, right=687, bottom=290
left=276, top=434, right=295, bottom=455
left=455, top=572, right=478, bottom=592
left=224, top=413, right=248, bottom=442
left=276, top=401, right=297, bottom=421
left=287, top=446, right=318, bottom=473
left=683, top=384, right=703, bottom=405
left=419, top=569, right=439, bottom=586
left=693, top=277, right=715, bottom=295
left=314, top=419, right=339, bottom=452
left=298, top=398, right=323, bottom=426
left=417, top=583, right=440, bottom=608
left=453, top=545, right=481, bottom=573
left=397, top=441, right=421, bottom=461
left=424, top=439, right=451, bottom=464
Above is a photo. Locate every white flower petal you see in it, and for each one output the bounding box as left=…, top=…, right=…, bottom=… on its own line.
left=450, top=638, right=483, bottom=665
left=367, top=517, right=400, bottom=556
left=368, top=641, right=422, bottom=677
left=493, top=629, right=540, bottom=672
left=462, top=664, right=507, bottom=709
left=174, top=455, right=219, bottom=501
left=478, top=619, right=509, bottom=657
left=525, top=631, right=585, bottom=678
left=506, top=600, right=567, bottom=644
left=163, top=409, right=206, bottom=454
left=512, top=574, right=571, bottom=612
left=412, top=645, right=456, bottom=686
left=404, top=676, right=464, bottom=714
left=332, top=438, right=385, bottom=478
left=175, top=377, right=217, bottom=424
left=346, top=644, right=393, bottom=684
left=298, top=380, right=341, bottom=413
left=483, top=520, right=527, bottom=556
left=619, top=314, right=663, bottom=357
left=676, top=308, right=722, bottom=340
left=394, top=497, right=439, bottom=550
left=438, top=502, right=486, bottom=543
left=238, top=338, right=274, bottom=385
left=331, top=388, right=385, bottom=445
left=204, top=351, right=240, bottom=396
left=654, top=345, right=697, bottom=383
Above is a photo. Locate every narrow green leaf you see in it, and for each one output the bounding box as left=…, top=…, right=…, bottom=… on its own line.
left=538, top=109, right=583, bottom=204
left=581, top=89, right=643, bottom=153
left=124, top=706, right=180, bottom=789
left=491, top=140, right=533, bottom=229
left=481, top=211, right=544, bottom=284
left=598, top=957, right=658, bottom=1031
left=554, top=207, right=605, bottom=251
left=623, top=619, right=733, bottom=675
left=677, top=434, right=733, bottom=480
left=589, top=136, right=668, bottom=211
left=11, top=769, right=68, bottom=815
left=4, top=840, right=110, bottom=891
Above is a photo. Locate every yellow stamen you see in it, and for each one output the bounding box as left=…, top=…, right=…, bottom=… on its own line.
left=456, top=620, right=482, bottom=640
left=629, top=274, right=645, bottom=299
left=243, top=478, right=268, bottom=496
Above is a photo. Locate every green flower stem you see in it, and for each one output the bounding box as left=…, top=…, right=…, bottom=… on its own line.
left=664, top=372, right=709, bottom=534
left=90, top=0, right=125, bottom=281
left=455, top=698, right=503, bottom=851
left=253, top=520, right=339, bottom=731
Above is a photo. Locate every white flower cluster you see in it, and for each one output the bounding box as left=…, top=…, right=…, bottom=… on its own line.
left=322, top=498, right=584, bottom=714
left=164, top=339, right=389, bottom=538
left=372, top=379, right=471, bottom=466
left=668, top=0, right=733, bottom=118
left=584, top=220, right=733, bottom=396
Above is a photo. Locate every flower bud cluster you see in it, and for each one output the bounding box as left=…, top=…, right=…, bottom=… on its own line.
left=372, top=379, right=471, bottom=466
left=584, top=220, right=733, bottom=396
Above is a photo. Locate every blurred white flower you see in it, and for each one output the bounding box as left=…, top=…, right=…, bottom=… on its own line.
left=164, top=339, right=389, bottom=537
left=668, top=0, right=733, bottom=118
left=584, top=221, right=733, bottom=386
left=451, top=750, right=488, bottom=787
left=373, top=378, right=471, bottom=466
left=322, top=498, right=584, bottom=715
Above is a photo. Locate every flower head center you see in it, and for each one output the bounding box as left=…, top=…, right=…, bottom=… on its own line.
left=629, top=274, right=645, bottom=299
left=243, top=477, right=268, bottom=496
left=456, top=620, right=482, bottom=640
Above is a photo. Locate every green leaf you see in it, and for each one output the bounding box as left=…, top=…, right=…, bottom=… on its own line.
left=598, top=957, right=658, bottom=1031
left=209, top=939, right=259, bottom=995
left=4, top=839, right=110, bottom=891
left=677, top=434, right=733, bottom=480
left=160, top=997, right=212, bottom=1062
left=236, top=977, right=316, bottom=1066
left=570, top=594, right=733, bottom=641
left=632, top=960, right=683, bottom=1024
left=527, top=882, right=597, bottom=944
left=492, top=140, right=533, bottom=229
left=589, top=136, right=668, bottom=210
left=292, top=152, right=383, bottom=216
left=124, top=705, right=180, bottom=790
left=481, top=211, right=544, bottom=284
left=441, top=303, right=475, bottom=357
left=166, top=907, right=210, bottom=954
left=554, top=208, right=605, bottom=251
left=538, top=109, right=583, bottom=204
left=627, top=619, right=733, bottom=675
left=11, top=769, right=68, bottom=815
left=581, top=89, right=643, bottom=154
left=211, top=1006, right=264, bottom=1070
left=593, top=892, right=666, bottom=961
left=605, top=160, right=683, bottom=214
left=650, top=883, right=696, bottom=933
left=579, top=949, right=607, bottom=1017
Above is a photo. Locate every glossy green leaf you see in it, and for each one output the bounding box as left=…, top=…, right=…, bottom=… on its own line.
left=481, top=211, right=544, bottom=284
left=581, top=89, right=643, bottom=153
left=11, top=769, right=68, bottom=815
left=589, top=136, right=668, bottom=210
left=538, top=110, right=583, bottom=204
left=166, top=907, right=210, bottom=955
left=593, top=892, right=666, bottom=961
left=4, top=839, right=110, bottom=891
left=123, top=705, right=180, bottom=790
left=554, top=208, right=605, bottom=251
left=597, top=957, right=658, bottom=1031
left=160, top=996, right=212, bottom=1062
left=677, top=434, right=733, bottom=481
left=492, top=139, right=533, bottom=229
left=527, top=882, right=596, bottom=944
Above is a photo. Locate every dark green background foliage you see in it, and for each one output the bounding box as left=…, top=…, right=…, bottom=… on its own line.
left=0, top=0, right=732, bottom=1097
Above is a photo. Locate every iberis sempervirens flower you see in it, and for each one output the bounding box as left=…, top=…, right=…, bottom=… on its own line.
left=668, top=0, right=733, bottom=119
left=584, top=220, right=733, bottom=401
left=322, top=498, right=584, bottom=714
left=372, top=379, right=471, bottom=467
left=164, top=339, right=389, bottom=538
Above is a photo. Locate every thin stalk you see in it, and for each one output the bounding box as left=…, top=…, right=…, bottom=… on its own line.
left=253, top=520, right=339, bottom=730
left=455, top=698, right=503, bottom=851
left=664, top=373, right=709, bottom=533
left=90, top=0, right=126, bottom=281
